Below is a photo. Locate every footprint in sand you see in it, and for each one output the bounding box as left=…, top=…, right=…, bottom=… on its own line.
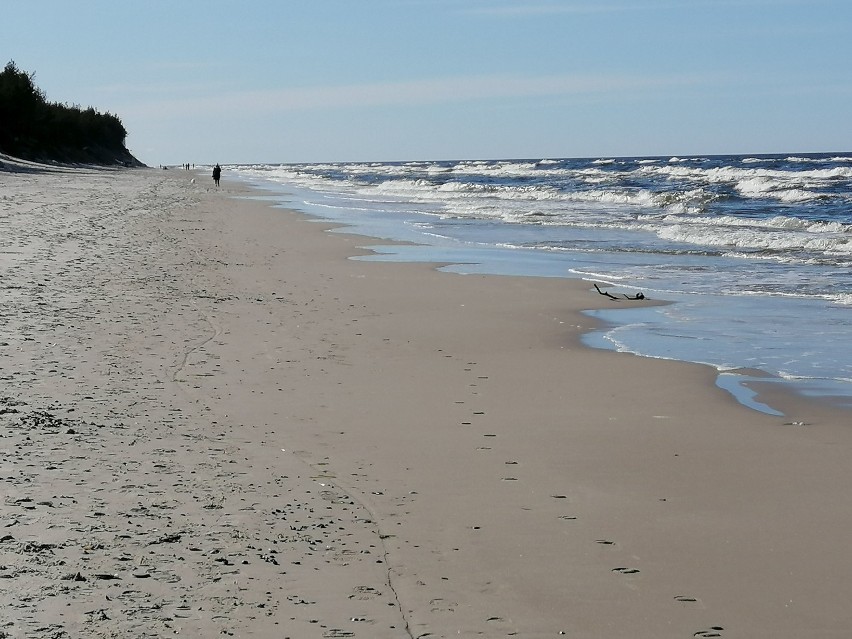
left=349, top=585, right=381, bottom=600
left=430, top=598, right=458, bottom=613
left=320, top=488, right=353, bottom=505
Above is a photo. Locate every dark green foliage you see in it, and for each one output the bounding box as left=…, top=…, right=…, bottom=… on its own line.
left=0, top=61, right=140, bottom=165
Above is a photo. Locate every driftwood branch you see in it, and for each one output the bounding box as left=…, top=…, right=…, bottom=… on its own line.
left=594, top=284, right=645, bottom=301
left=594, top=283, right=618, bottom=300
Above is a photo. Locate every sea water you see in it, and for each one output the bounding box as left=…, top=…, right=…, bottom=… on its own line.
left=228, top=154, right=852, bottom=415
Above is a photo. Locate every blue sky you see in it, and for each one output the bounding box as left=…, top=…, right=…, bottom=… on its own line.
left=3, top=0, right=850, bottom=165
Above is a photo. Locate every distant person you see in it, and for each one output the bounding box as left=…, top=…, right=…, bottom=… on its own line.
left=212, top=163, right=221, bottom=187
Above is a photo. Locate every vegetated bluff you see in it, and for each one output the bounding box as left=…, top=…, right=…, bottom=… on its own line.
left=0, top=61, right=142, bottom=166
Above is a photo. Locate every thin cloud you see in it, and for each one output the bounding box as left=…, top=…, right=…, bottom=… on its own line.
left=461, top=0, right=823, bottom=17
left=95, top=80, right=231, bottom=97
left=460, top=3, right=628, bottom=16
left=122, top=72, right=705, bottom=119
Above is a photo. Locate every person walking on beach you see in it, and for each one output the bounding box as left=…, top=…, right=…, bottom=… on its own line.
left=212, top=163, right=221, bottom=187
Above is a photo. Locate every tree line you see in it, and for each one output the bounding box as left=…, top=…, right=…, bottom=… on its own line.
left=0, top=60, right=139, bottom=165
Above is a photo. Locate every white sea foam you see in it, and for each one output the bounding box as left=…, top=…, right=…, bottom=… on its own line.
left=826, top=292, right=852, bottom=306
left=656, top=222, right=852, bottom=255
left=646, top=163, right=852, bottom=183
left=777, top=189, right=823, bottom=202
left=786, top=155, right=852, bottom=164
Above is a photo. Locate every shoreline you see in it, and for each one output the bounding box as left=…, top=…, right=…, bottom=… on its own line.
left=236, top=172, right=852, bottom=420
left=2, top=167, right=851, bottom=637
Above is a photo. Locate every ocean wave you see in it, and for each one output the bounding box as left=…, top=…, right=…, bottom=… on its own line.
left=455, top=160, right=540, bottom=175
left=776, top=189, right=825, bottom=203
left=366, top=177, right=664, bottom=208
left=734, top=178, right=824, bottom=202
left=657, top=222, right=852, bottom=255
left=787, top=156, right=818, bottom=163
left=242, top=160, right=852, bottom=219
left=648, top=163, right=852, bottom=184
left=787, top=155, right=852, bottom=164
left=639, top=164, right=851, bottom=205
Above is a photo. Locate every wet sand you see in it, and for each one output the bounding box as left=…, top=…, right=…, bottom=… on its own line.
left=2, top=162, right=851, bottom=638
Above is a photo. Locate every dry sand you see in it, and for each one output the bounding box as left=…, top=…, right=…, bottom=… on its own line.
left=1, top=162, right=851, bottom=638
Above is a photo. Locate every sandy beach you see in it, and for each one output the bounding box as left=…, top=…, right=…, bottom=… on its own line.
left=2, top=162, right=851, bottom=638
